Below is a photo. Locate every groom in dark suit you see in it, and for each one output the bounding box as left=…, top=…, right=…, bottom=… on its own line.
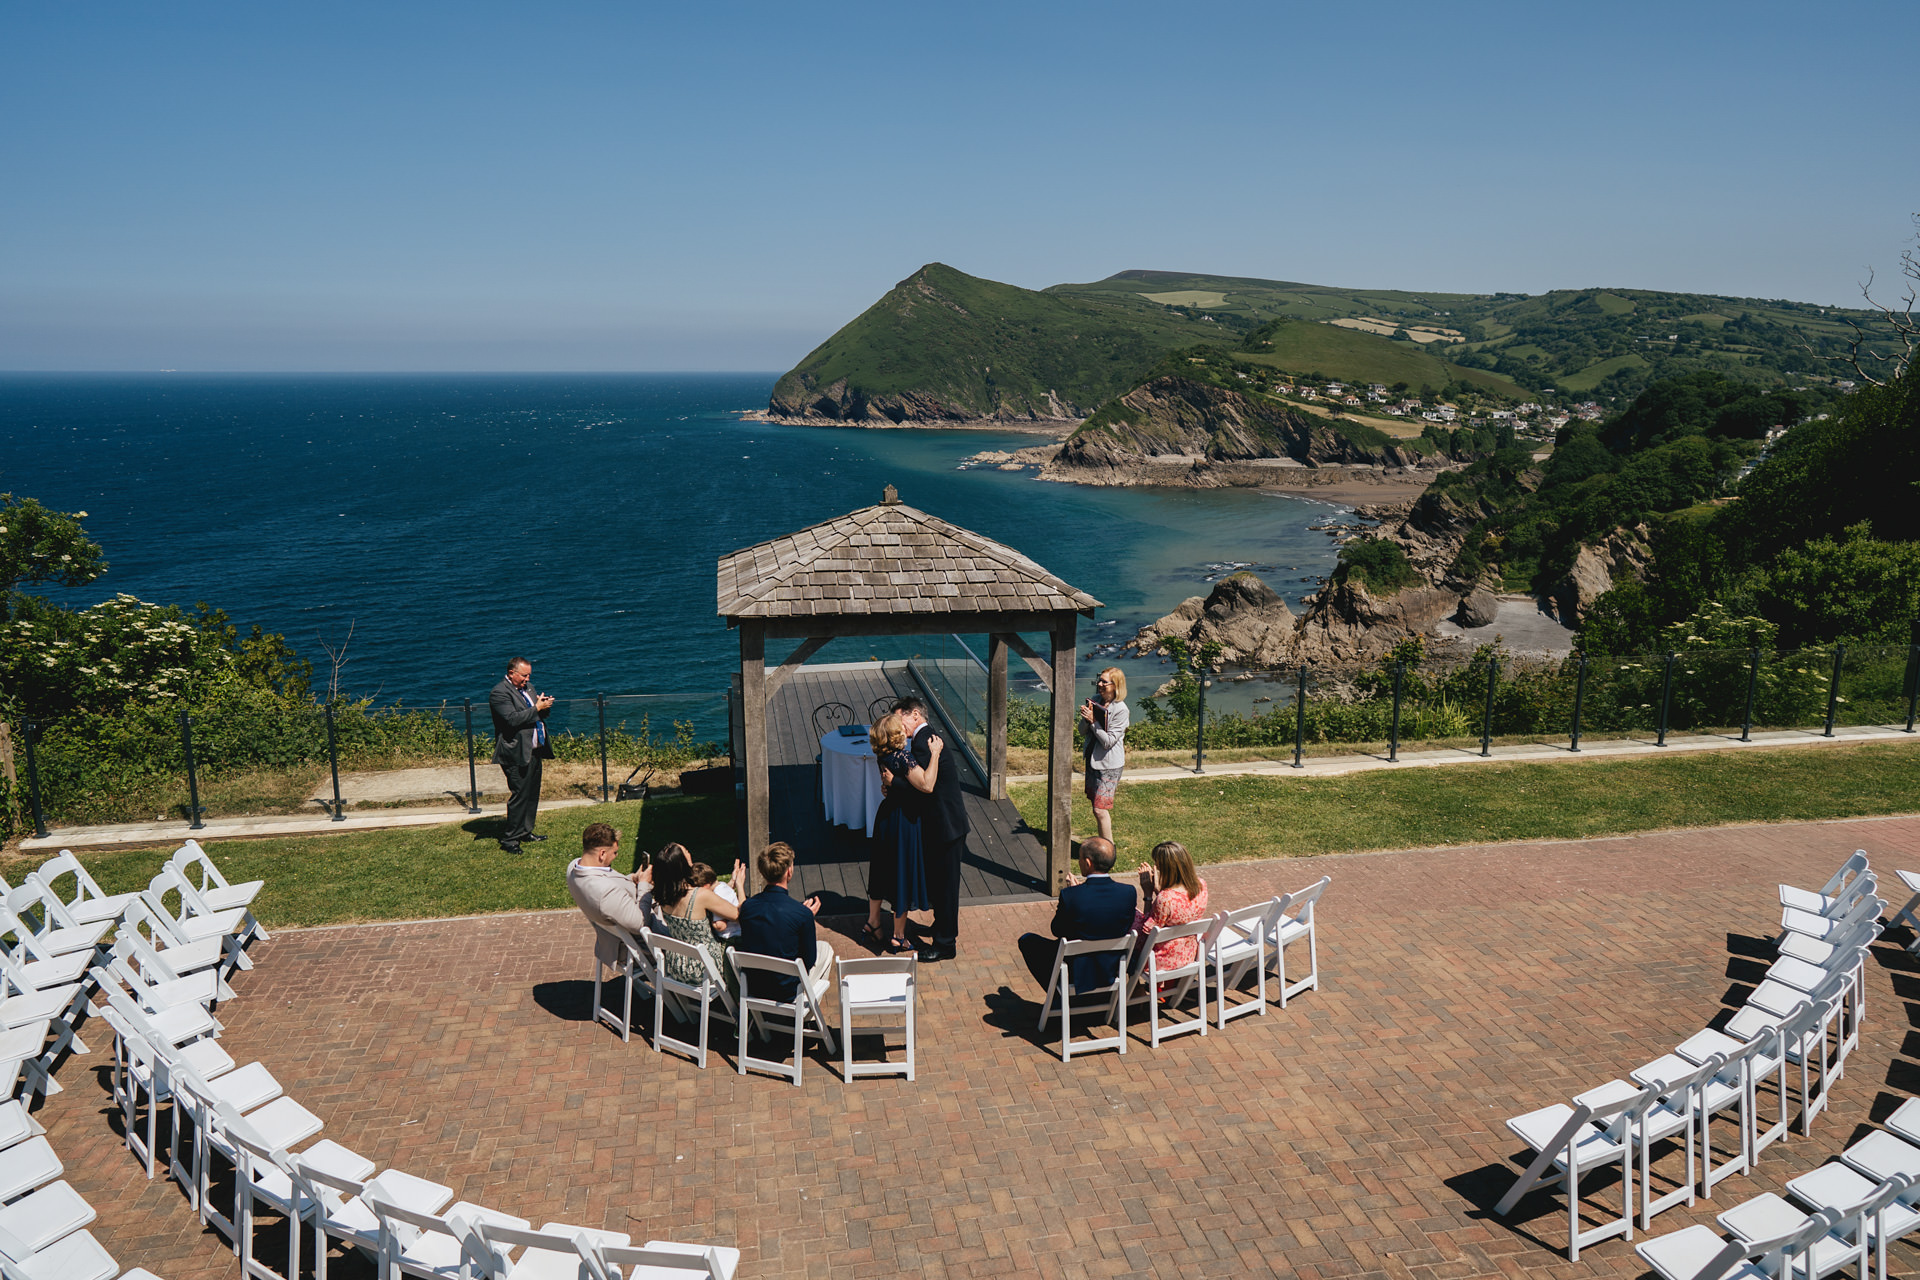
left=490, top=656, right=553, bottom=854
left=894, top=696, right=967, bottom=962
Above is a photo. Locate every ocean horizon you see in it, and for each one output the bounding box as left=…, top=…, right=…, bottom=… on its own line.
left=2, top=372, right=1349, bottom=734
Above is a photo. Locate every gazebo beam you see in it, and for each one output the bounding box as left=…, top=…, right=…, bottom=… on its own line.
left=748, top=611, right=1075, bottom=640
left=739, top=620, right=769, bottom=895
left=1046, top=617, right=1079, bottom=890
left=987, top=634, right=1009, bottom=799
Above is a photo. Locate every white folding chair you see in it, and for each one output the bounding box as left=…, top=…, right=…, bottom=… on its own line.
left=1203, top=900, right=1273, bottom=1028
left=0, top=1101, right=45, bottom=1157
left=1494, top=1079, right=1658, bottom=1259
left=103, top=934, right=233, bottom=1012
left=1, top=884, right=112, bottom=964
left=293, top=1158, right=453, bottom=1280
left=1888, top=868, right=1920, bottom=952
left=1035, top=935, right=1133, bottom=1061
left=1624, top=1053, right=1725, bottom=1226
left=0, top=1137, right=63, bottom=1212
left=0, top=1181, right=98, bottom=1273
left=469, top=1219, right=631, bottom=1280
left=1781, top=851, right=1869, bottom=915
left=730, top=951, right=837, bottom=1085
left=24, top=851, right=140, bottom=928
left=1789, top=1157, right=1920, bottom=1280
left=585, top=1240, right=739, bottom=1280
left=837, top=955, right=916, bottom=1082
left=640, top=930, right=736, bottom=1070
left=1268, top=875, right=1329, bottom=1006
left=171, top=840, right=268, bottom=921
left=0, top=1018, right=62, bottom=1105
left=221, top=1105, right=375, bottom=1280
left=369, top=1193, right=527, bottom=1280
left=1714, top=1182, right=1882, bottom=1280
left=1124, top=920, right=1210, bottom=1047
left=142, top=866, right=256, bottom=972
left=0, top=1219, right=119, bottom=1280
left=173, top=1061, right=322, bottom=1235
left=1636, top=1208, right=1842, bottom=1280
left=119, top=896, right=242, bottom=983
left=591, top=921, right=657, bottom=1045
left=1779, top=876, right=1878, bottom=945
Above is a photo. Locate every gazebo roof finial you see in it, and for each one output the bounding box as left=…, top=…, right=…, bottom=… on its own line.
left=882, top=483, right=899, bottom=505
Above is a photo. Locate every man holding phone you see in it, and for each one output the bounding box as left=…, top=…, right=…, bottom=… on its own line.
left=490, top=656, right=554, bottom=854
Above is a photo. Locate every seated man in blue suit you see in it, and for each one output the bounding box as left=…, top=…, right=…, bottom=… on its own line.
left=736, top=841, right=835, bottom=1003
left=1019, top=836, right=1138, bottom=993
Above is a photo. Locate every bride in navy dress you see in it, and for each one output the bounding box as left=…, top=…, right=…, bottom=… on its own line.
left=862, top=710, right=940, bottom=952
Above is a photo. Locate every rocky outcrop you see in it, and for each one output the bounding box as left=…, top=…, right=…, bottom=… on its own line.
left=1552, top=524, right=1654, bottom=621
left=1127, top=572, right=1296, bottom=667
left=1042, top=376, right=1440, bottom=487
left=1291, top=580, right=1464, bottom=665
left=767, top=375, right=1084, bottom=425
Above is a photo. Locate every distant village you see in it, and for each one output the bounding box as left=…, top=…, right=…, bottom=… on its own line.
left=1232, top=368, right=1603, bottom=438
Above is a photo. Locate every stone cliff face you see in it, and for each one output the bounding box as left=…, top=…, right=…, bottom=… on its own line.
left=1043, top=376, right=1437, bottom=485
left=1552, top=524, right=1654, bottom=621
left=1290, top=580, right=1465, bottom=665
left=768, top=375, right=1083, bottom=424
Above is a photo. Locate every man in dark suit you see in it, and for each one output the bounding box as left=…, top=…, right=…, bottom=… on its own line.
left=735, top=842, right=834, bottom=1003
left=489, top=656, right=553, bottom=854
left=1019, top=836, right=1137, bottom=992
left=894, top=697, right=967, bottom=962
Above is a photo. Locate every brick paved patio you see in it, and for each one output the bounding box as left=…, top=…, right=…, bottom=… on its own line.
left=41, top=815, right=1920, bottom=1279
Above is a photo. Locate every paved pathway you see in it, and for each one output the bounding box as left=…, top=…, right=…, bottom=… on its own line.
left=39, top=814, right=1920, bottom=1279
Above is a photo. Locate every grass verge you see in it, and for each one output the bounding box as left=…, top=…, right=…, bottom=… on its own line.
left=15, top=740, right=1916, bottom=929
left=1009, top=739, right=1920, bottom=872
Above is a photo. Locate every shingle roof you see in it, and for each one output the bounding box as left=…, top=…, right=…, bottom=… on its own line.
left=717, top=490, right=1102, bottom=620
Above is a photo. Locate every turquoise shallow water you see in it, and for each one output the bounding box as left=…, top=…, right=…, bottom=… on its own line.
left=1, top=374, right=1346, bottom=732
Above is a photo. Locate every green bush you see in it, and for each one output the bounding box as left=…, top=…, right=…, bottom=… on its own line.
left=1335, top=539, right=1420, bottom=593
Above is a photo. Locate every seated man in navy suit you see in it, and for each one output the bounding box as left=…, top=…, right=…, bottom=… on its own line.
left=735, top=841, right=835, bottom=1003
left=1019, top=836, right=1138, bottom=993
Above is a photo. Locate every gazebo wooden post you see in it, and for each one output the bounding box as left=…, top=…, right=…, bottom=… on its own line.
left=1046, top=615, right=1079, bottom=891
left=986, top=633, right=1009, bottom=800
left=738, top=619, right=768, bottom=896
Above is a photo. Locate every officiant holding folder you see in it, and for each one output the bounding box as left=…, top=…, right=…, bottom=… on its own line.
left=491, top=656, right=554, bottom=854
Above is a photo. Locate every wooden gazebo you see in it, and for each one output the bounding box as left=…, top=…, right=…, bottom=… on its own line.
left=717, top=485, right=1102, bottom=896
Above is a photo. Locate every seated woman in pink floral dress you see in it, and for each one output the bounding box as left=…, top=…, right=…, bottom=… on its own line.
left=1134, top=839, right=1209, bottom=978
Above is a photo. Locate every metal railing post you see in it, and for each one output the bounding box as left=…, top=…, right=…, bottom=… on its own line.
left=1194, top=668, right=1207, bottom=775
left=463, top=698, right=482, bottom=813
left=19, top=719, right=48, bottom=840
left=1569, top=653, right=1587, bottom=753
left=1741, top=648, right=1759, bottom=742
left=179, top=709, right=205, bottom=830
left=1292, top=664, right=1307, bottom=769
left=1822, top=644, right=1845, bottom=737
left=1479, top=658, right=1499, bottom=758
left=1906, top=643, right=1919, bottom=734
left=324, top=704, right=345, bottom=822
left=598, top=693, right=610, bottom=801
left=1388, top=661, right=1404, bottom=762
left=1655, top=652, right=1675, bottom=746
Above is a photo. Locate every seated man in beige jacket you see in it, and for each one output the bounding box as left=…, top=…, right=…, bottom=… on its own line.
left=565, top=822, right=656, bottom=971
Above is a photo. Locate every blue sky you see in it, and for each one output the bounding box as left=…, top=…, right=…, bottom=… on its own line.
left=3, top=0, right=1916, bottom=371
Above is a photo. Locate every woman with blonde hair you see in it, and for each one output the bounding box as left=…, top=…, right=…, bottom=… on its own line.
left=1079, top=666, right=1130, bottom=842
left=1135, top=839, right=1209, bottom=977
left=863, top=710, right=938, bottom=952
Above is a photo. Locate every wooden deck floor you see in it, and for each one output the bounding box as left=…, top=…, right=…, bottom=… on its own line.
left=765, top=663, right=1050, bottom=914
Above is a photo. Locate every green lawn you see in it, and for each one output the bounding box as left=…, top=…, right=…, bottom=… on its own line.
left=1009, top=739, right=1920, bottom=873
left=21, top=741, right=1917, bottom=929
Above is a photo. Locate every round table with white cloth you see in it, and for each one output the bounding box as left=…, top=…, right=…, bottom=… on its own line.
left=820, top=730, right=884, bottom=837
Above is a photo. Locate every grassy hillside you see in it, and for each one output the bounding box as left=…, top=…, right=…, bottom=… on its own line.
left=1236, top=317, right=1532, bottom=398
left=1047, top=271, right=1880, bottom=403
left=768, top=263, right=1231, bottom=420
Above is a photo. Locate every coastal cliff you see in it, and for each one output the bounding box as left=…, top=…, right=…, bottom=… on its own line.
left=1039, top=373, right=1441, bottom=489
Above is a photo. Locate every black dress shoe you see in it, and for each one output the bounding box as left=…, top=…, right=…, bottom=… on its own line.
left=915, top=944, right=957, bottom=963
left=499, top=840, right=523, bottom=854
left=523, top=833, right=548, bottom=842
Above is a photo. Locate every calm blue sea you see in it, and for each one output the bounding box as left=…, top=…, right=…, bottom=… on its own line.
left=1, top=374, right=1345, bottom=733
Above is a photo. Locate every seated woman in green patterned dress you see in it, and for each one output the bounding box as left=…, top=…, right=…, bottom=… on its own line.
left=650, top=843, right=745, bottom=990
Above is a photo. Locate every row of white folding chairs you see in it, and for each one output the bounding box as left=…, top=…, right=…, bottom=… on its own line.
left=1495, top=868, right=1881, bottom=1257
left=0, top=1091, right=163, bottom=1280
left=1033, top=875, right=1331, bottom=1061
left=1639, top=1096, right=1920, bottom=1280
left=601, top=921, right=919, bottom=1086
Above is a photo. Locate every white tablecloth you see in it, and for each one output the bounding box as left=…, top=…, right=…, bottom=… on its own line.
left=820, top=730, right=884, bottom=837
